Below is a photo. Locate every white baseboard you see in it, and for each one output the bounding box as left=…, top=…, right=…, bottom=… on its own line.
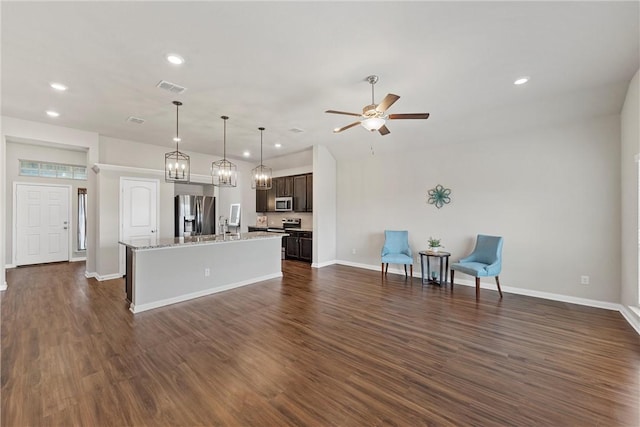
left=84, top=271, right=122, bottom=281
left=312, top=259, right=337, bottom=268
left=130, top=272, right=283, bottom=314
left=0, top=281, right=7, bottom=291
left=619, top=306, right=640, bottom=335
left=335, top=259, right=637, bottom=334
left=5, top=264, right=16, bottom=269
left=69, top=257, right=86, bottom=263
left=337, top=259, right=416, bottom=277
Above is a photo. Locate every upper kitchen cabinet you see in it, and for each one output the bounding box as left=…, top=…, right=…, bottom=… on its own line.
left=256, top=184, right=276, bottom=213
left=275, top=176, right=293, bottom=197
left=256, top=173, right=311, bottom=213
left=256, top=187, right=268, bottom=212
left=293, top=173, right=313, bottom=212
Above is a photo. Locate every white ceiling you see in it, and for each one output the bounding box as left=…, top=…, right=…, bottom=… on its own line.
left=2, top=1, right=638, bottom=162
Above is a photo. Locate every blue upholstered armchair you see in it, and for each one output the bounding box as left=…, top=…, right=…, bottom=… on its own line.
left=450, top=235, right=503, bottom=300
left=381, top=230, right=413, bottom=279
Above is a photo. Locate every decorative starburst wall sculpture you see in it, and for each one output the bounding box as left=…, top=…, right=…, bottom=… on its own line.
left=427, top=184, right=451, bottom=209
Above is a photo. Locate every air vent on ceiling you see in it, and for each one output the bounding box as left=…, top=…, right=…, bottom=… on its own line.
left=156, top=80, right=187, bottom=94
left=289, top=128, right=304, bottom=133
left=126, top=116, right=145, bottom=124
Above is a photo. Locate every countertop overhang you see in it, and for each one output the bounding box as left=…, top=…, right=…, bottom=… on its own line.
left=119, top=231, right=287, bottom=250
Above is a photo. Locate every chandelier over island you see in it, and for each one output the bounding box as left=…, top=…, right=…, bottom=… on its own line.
left=164, top=100, right=190, bottom=182
left=211, top=115, right=237, bottom=187
left=251, top=127, right=272, bottom=190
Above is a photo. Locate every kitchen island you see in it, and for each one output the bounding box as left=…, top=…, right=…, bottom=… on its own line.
left=119, top=232, right=285, bottom=313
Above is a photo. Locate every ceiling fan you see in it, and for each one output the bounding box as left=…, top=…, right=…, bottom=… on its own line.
left=325, top=75, right=430, bottom=136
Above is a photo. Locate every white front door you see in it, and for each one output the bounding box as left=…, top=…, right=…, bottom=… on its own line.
left=120, top=178, right=159, bottom=274
left=15, top=184, right=70, bottom=266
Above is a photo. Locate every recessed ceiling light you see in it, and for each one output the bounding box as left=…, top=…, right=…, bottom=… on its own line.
left=50, top=82, right=68, bottom=91
left=46, top=110, right=60, bottom=117
left=514, top=76, right=530, bottom=85
left=274, top=143, right=282, bottom=148
left=166, top=54, right=185, bottom=65
left=243, top=150, right=251, bottom=157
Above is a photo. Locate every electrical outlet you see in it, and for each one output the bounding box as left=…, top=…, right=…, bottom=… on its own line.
left=580, top=275, right=589, bottom=285
left=205, top=268, right=210, bottom=277
left=352, top=248, right=356, bottom=254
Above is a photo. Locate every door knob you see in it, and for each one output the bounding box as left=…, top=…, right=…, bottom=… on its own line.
left=63, top=227, right=68, bottom=230
left=151, top=230, right=156, bottom=233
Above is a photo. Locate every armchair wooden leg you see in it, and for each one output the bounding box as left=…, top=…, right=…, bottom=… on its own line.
left=495, top=276, right=503, bottom=298
left=410, top=264, right=413, bottom=279
left=450, top=270, right=454, bottom=290
left=475, top=277, right=480, bottom=301
left=381, top=263, right=384, bottom=279
left=385, top=263, right=389, bottom=275
left=404, top=264, right=407, bottom=278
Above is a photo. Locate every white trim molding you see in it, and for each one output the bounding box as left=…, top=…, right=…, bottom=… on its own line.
left=5, top=264, right=16, bottom=269
left=70, top=256, right=86, bottom=262
left=1, top=282, right=7, bottom=291
left=85, top=271, right=123, bottom=281
left=92, top=163, right=212, bottom=183
left=620, top=306, right=640, bottom=335
left=312, top=260, right=337, bottom=268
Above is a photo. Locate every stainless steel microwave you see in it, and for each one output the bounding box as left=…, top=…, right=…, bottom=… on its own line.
left=275, top=197, right=292, bottom=211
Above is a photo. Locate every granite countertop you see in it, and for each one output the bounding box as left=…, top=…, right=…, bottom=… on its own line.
left=119, top=231, right=287, bottom=250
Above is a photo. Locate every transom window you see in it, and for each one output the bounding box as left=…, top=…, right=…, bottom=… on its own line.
left=19, top=160, right=87, bottom=180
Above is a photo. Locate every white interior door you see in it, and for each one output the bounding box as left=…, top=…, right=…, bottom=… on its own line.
left=15, top=184, right=70, bottom=266
left=120, top=178, right=159, bottom=274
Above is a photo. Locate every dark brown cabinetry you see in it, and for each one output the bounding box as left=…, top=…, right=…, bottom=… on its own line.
left=256, top=188, right=268, bottom=213
left=293, top=174, right=313, bottom=212
left=305, top=174, right=313, bottom=212
left=285, top=230, right=312, bottom=262
left=256, top=184, right=277, bottom=213
left=275, top=176, right=293, bottom=197
left=256, top=173, right=312, bottom=213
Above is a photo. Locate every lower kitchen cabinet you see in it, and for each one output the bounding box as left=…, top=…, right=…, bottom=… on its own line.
left=285, top=231, right=312, bottom=262
left=299, top=235, right=312, bottom=262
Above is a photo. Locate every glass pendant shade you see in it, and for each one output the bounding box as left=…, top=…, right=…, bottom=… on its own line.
left=165, top=101, right=190, bottom=183
left=251, top=127, right=272, bottom=190
left=361, top=116, right=386, bottom=131
left=212, top=116, right=237, bottom=187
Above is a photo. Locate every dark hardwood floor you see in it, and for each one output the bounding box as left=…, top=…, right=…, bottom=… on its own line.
left=2, top=260, right=639, bottom=426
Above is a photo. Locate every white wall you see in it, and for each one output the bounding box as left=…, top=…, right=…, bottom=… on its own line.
left=336, top=115, right=622, bottom=303
left=621, top=69, right=639, bottom=313
left=313, top=145, right=337, bottom=266
left=1, top=117, right=99, bottom=281
left=5, top=141, right=88, bottom=264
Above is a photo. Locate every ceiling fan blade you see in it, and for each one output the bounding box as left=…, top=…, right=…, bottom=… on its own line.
left=376, top=94, right=400, bottom=113
left=333, top=121, right=361, bottom=133
left=378, top=125, right=390, bottom=136
left=388, top=113, right=430, bottom=120
left=325, top=110, right=362, bottom=117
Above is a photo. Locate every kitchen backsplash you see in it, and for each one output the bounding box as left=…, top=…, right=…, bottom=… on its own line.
left=264, top=212, right=312, bottom=229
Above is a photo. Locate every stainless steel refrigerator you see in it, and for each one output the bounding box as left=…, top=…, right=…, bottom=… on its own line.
left=175, top=195, right=216, bottom=237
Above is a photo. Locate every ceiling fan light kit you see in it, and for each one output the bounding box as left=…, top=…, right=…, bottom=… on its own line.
left=165, top=100, right=191, bottom=183
left=325, top=74, right=429, bottom=136
left=211, top=115, right=237, bottom=187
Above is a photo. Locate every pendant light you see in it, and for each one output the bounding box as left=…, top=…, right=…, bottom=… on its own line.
left=211, top=115, right=237, bottom=187
left=251, top=127, right=272, bottom=190
left=165, top=101, right=190, bottom=182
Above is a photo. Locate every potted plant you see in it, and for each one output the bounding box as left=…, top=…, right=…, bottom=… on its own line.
left=428, top=237, right=442, bottom=252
